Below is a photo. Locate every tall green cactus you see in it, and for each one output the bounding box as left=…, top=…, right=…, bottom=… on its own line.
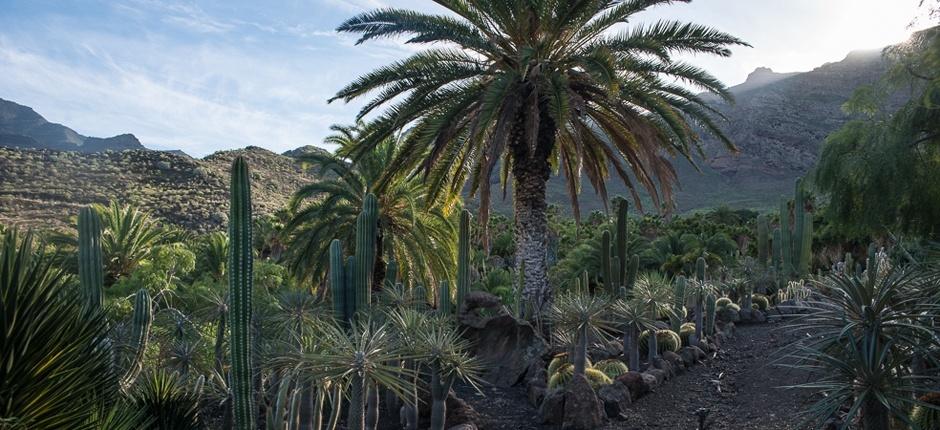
left=792, top=179, right=813, bottom=277
left=693, top=257, right=706, bottom=342
left=229, top=156, right=256, bottom=429
left=844, top=252, right=855, bottom=275
left=119, top=288, right=152, bottom=391
left=413, top=285, right=427, bottom=311
left=756, top=214, right=769, bottom=269
left=610, top=257, right=620, bottom=294
left=385, top=259, right=398, bottom=289
left=779, top=198, right=792, bottom=278
left=354, top=194, right=378, bottom=316
left=705, top=294, right=717, bottom=337
left=626, top=255, right=639, bottom=292
left=696, top=256, right=706, bottom=283
left=438, top=280, right=452, bottom=315
left=616, top=200, right=628, bottom=283
left=456, top=210, right=470, bottom=314
left=601, top=230, right=612, bottom=291
left=330, top=239, right=349, bottom=323
left=674, top=275, right=687, bottom=312
left=78, top=207, right=104, bottom=312
left=345, top=256, right=357, bottom=320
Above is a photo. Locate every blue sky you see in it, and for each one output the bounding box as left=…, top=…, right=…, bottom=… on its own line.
left=0, top=0, right=932, bottom=157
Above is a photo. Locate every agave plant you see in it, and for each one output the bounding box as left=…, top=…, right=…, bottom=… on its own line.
left=781, top=265, right=940, bottom=429
left=128, top=370, right=203, bottom=430
left=414, top=315, right=482, bottom=430
left=549, top=291, right=614, bottom=375
left=0, top=229, right=120, bottom=429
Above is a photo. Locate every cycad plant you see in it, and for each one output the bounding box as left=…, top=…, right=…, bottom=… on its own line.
left=782, top=264, right=940, bottom=429
left=549, top=291, right=614, bottom=375
left=95, top=201, right=173, bottom=284
left=0, top=229, right=118, bottom=429
left=286, top=122, right=458, bottom=289
left=331, top=0, right=748, bottom=316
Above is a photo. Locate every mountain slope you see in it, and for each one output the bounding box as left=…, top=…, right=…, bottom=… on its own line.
left=0, top=98, right=146, bottom=152
left=0, top=146, right=314, bottom=231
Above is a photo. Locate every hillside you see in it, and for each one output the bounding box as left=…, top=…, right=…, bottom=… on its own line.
left=0, top=98, right=147, bottom=152
left=0, top=146, right=314, bottom=231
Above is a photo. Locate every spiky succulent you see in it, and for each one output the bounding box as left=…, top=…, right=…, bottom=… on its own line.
left=639, top=329, right=681, bottom=355
left=593, top=359, right=629, bottom=379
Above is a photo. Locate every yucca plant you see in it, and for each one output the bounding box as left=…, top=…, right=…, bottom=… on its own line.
left=610, top=298, right=656, bottom=371
left=781, top=266, right=940, bottom=429
left=549, top=291, right=614, bottom=375
left=0, top=229, right=120, bottom=430
left=632, top=272, right=676, bottom=362
left=128, top=370, right=203, bottom=430
left=414, top=316, right=482, bottom=430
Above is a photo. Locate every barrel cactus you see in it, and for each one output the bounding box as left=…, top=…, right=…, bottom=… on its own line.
left=715, top=297, right=733, bottom=309
left=752, top=294, right=770, bottom=311
left=912, top=392, right=940, bottom=430
left=584, top=368, right=613, bottom=389
left=639, top=329, right=681, bottom=355
left=679, top=323, right=696, bottom=346
left=593, top=359, right=629, bottom=379
left=548, top=364, right=574, bottom=390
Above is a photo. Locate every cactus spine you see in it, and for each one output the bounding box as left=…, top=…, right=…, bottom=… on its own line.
left=229, top=156, right=256, bottom=429
left=119, top=288, right=152, bottom=391
left=456, top=210, right=470, bottom=314
left=78, top=207, right=104, bottom=311
left=354, top=194, right=378, bottom=317
left=438, top=280, right=452, bottom=315
left=705, top=294, right=717, bottom=337
left=601, top=230, right=612, bottom=291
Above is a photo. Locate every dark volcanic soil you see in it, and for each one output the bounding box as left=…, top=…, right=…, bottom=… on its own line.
left=457, top=322, right=815, bottom=430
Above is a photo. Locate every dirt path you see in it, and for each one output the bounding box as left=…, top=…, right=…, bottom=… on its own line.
left=458, top=321, right=815, bottom=430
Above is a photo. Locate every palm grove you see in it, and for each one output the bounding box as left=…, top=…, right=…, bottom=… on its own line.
left=3, top=1, right=940, bottom=430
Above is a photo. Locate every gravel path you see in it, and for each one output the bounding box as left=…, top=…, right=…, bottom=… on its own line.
left=458, top=321, right=815, bottom=430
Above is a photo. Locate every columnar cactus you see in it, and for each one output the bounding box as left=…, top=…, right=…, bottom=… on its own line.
left=601, top=230, right=612, bottom=291
left=345, top=256, right=357, bottom=319
left=413, top=285, right=427, bottom=310
left=119, top=288, right=152, bottom=391
left=844, top=252, right=854, bottom=275
left=456, top=210, right=470, bottom=314
left=354, top=193, right=378, bottom=315
left=438, top=280, right=452, bottom=315
left=693, top=257, right=706, bottom=342
left=779, top=198, right=792, bottom=277
left=705, top=294, right=717, bottom=337
left=756, top=214, right=769, bottom=269
left=625, top=254, right=639, bottom=292
left=385, top=259, right=398, bottom=289
left=78, top=207, right=104, bottom=312
left=228, top=156, right=256, bottom=429
left=330, top=239, right=349, bottom=323
left=616, top=200, right=628, bottom=283
left=672, top=276, right=687, bottom=332
left=610, top=257, right=620, bottom=294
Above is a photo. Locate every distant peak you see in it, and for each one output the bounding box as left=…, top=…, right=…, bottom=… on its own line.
left=745, top=67, right=780, bottom=81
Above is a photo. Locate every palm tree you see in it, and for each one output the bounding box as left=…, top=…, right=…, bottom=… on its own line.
left=286, top=122, right=458, bottom=289
left=332, top=0, right=748, bottom=315
left=95, top=202, right=173, bottom=284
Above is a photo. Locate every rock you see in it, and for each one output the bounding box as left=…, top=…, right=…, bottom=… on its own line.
left=539, top=389, right=566, bottom=424
left=615, top=371, right=651, bottom=399
left=650, top=358, right=675, bottom=380
left=462, top=314, right=548, bottom=386
left=662, top=350, right=684, bottom=371
left=562, top=374, right=606, bottom=430
left=678, top=347, right=698, bottom=366
left=717, top=308, right=740, bottom=323
left=738, top=307, right=754, bottom=322
left=690, top=345, right=707, bottom=360
left=444, top=390, right=480, bottom=427
left=644, top=369, right=666, bottom=387
left=527, top=377, right=548, bottom=407
left=752, top=310, right=768, bottom=323
left=597, top=382, right=631, bottom=418
left=458, top=291, right=505, bottom=326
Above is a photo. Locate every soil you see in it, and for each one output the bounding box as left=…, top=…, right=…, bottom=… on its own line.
left=456, top=321, right=816, bottom=430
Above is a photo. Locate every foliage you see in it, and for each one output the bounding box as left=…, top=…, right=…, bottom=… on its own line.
left=127, top=370, right=203, bottom=430
left=815, top=26, right=940, bottom=239
left=0, top=230, right=119, bottom=429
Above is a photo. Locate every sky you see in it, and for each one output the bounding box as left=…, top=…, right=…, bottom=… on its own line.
left=0, top=0, right=933, bottom=157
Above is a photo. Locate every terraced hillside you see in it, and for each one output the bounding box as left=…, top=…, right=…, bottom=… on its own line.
left=0, top=146, right=313, bottom=231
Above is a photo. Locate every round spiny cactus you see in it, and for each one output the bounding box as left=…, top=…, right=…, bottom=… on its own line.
left=639, top=329, right=681, bottom=355
left=725, top=303, right=741, bottom=312
left=715, top=297, right=733, bottom=309
left=547, top=364, right=574, bottom=390
left=679, top=323, right=697, bottom=346
left=752, top=294, right=770, bottom=311
left=593, top=359, right=629, bottom=379
left=547, top=354, right=568, bottom=376
left=912, top=392, right=940, bottom=430
left=584, top=368, right=613, bottom=389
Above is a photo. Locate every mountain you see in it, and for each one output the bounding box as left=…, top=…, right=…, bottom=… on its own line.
left=0, top=98, right=146, bottom=152
left=0, top=146, right=315, bottom=231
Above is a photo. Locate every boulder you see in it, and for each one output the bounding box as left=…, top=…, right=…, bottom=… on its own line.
left=444, top=390, right=481, bottom=428
left=539, top=389, right=566, bottom=424
left=644, top=369, right=666, bottom=387
left=597, top=382, right=631, bottom=418
left=527, top=377, right=548, bottom=407
left=615, top=371, right=651, bottom=399
left=650, top=358, right=675, bottom=380
left=458, top=291, right=505, bottom=328
left=690, top=345, right=707, bottom=360
left=562, top=374, right=606, bottom=430
left=462, top=314, right=548, bottom=386
left=662, top=350, right=684, bottom=371
left=678, top=347, right=698, bottom=366
left=717, top=308, right=740, bottom=323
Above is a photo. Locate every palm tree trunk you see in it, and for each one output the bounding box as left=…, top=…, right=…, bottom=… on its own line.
left=347, top=375, right=365, bottom=430
left=861, top=396, right=889, bottom=430
left=365, top=383, right=379, bottom=430
left=511, top=100, right=556, bottom=319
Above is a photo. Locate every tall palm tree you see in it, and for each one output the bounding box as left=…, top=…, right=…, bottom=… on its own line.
left=286, top=122, right=458, bottom=288
left=332, top=0, right=748, bottom=314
